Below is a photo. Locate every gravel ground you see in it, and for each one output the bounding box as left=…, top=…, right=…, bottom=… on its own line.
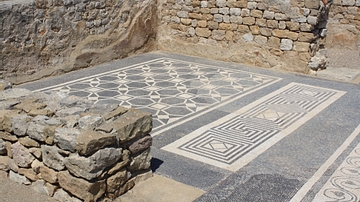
left=0, top=177, right=57, bottom=202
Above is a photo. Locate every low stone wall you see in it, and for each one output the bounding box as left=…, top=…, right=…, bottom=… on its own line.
left=0, top=0, right=157, bottom=84
left=157, top=0, right=354, bottom=73
left=327, top=0, right=360, bottom=50
left=0, top=86, right=153, bottom=201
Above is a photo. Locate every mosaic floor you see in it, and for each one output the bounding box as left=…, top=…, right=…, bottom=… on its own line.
left=35, top=58, right=280, bottom=131
left=23, top=52, right=359, bottom=201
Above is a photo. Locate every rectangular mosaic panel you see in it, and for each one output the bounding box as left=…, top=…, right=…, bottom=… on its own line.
left=162, top=83, right=346, bottom=171
left=35, top=58, right=280, bottom=131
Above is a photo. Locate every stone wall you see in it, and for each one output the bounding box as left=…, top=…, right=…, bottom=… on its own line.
left=327, top=0, right=360, bottom=50
left=157, top=0, right=347, bottom=73
left=0, top=0, right=157, bottom=84
left=0, top=86, right=153, bottom=201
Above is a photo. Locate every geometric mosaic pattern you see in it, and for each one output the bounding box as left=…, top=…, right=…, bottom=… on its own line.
left=312, top=142, right=360, bottom=202
left=36, top=58, right=279, bottom=130
left=163, top=83, right=346, bottom=171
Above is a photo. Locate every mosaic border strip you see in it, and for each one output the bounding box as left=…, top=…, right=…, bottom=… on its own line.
left=34, top=57, right=281, bottom=134
left=162, top=83, right=346, bottom=171
left=290, top=123, right=360, bottom=202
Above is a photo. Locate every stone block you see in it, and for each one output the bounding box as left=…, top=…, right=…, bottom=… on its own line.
left=195, top=27, right=212, bottom=37
left=0, top=131, right=18, bottom=142
left=216, top=0, right=226, bottom=7
left=242, top=33, right=254, bottom=42
left=9, top=158, right=19, bottom=172
left=32, top=180, right=57, bottom=197
left=219, top=7, right=229, bottom=15
left=211, top=30, right=225, bottom=41
left=208, top=21, right=219, bottom=30
left=256, top=19, right=267, bottom=27
left=181, top=18, right=192, bottom=25
left=14, top=99, right=47, bottom=114
left=272, top=29, right=299, bottom=40
left=76, top=130, right=117, bottom=156
left=285, top=22, right=300, bottom=31
left=0, top=110, right=20, bottom=132
left=105, top=108, right=152, bottom=143
left=40, top=166, right=58, bottom=184
left=31, top=159, right=43, bottom=173
left=42, top=145, right=65, bottom=171
left=198, top=20, right=207, bottom=28
left=27, top=122, right=46, bottom=142
left=267, top=20, right=278, bottom=28
left=19, top=137, right=40, bottom=148
left=227, top=0, right=247, bottom=8
left=241, top=8, right=250, bottom=17
left=307, top=16, right=318, bottom=25
left=279, top=21, right=286, bottom=30
left=11, top=115, right=32, bottom=137
left=9, top=170, right=31, bottom=185
left=108, top=150, right=131, bottom=175
left=79, top=116, right=103, bottom=130
left=247, top=2, right=257, bottom=9
left=298, top=32, right=315, bottom=42
left=280, top=39, right=294, bottom=51
left=251, top=10, right=263, bottom=18
left=263, top=11, right=275, bottom=19
left=18, top=168, right=39, bottom=181
left=305, top=0, right=320, bottom=9
left=106, top=169, right=129, bottom=195
left=226, top=31, right=234, bottom=41
left=237, top=25, right=250, bottom=33
left=64, top=148, right=122, bottom=180
left=11, top=142, right=35, bottom=168
left=243, top=17, right=256, bottom=25
left=0, top=88, right=32, bottom=101
left=219, top=23, right=232, bottom=30
left=342, top=0, right=355, bottom=6
left=29, top=147, right=42, bottom=159
left=177, top=11, right=189, bottom=18
left=294, top=42, right=310, bottom=52
left=129, top=135, right=152, bottom=155
left=260, top=28, right=272, bottom=37
left=58, top=171, right=106, bottom=202
left=250, top=26, right=260, bottom=35
left=54, top=128, right=80, bottom=152
left=300, top=23, right=312, bottom=32
left=109, top=178, right=135, bottom=199
left=254, top=36, right=268, bottom=45
left=189, top=13, right=203, bottom=20
left=230, top=8, right=241, bottom=16
left=275, top=13, right=288, bottom=20
left=128, top=149, right=152, bottom=171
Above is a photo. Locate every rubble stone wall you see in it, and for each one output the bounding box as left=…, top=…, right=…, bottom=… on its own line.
left=326, top=0, right=360, bottom=50
left=0, top=0, right=158, bottom=84
left=157, top=0, right=357, bottom=73
left=0, top=87, right=153, bottom=202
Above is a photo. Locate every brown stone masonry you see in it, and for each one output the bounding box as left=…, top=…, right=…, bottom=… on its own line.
left=0, top=86, right=153, bottom=202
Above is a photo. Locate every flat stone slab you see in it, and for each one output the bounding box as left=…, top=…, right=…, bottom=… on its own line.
left=115, top=174, right=205, bottom=202
left=316, top=67, right=360, bottom=83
